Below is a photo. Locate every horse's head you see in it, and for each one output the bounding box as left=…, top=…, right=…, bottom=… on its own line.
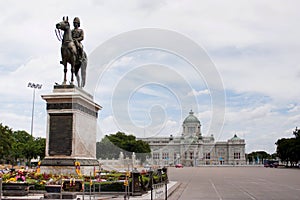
left=56, top=16, right=70, bottom=31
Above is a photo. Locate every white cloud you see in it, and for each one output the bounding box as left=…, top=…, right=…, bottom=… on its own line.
left=98, top=114, right=180, bottom=140
left=98, top=115, right=120, bottom=139
left=188, top=89, right=210, bottom=97
left=109, top=56, right=134, bottom=70
left=287, top=104, right=300, bottom=113
left=0, top=0, right=299, bottom=155
left=225, top=104, right=275, bottom=123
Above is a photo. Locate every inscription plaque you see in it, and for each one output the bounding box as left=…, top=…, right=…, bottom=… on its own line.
left=49, top=113, right=73, bottom=156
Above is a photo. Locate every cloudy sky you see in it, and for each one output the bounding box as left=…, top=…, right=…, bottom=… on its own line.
left=0, top=0, right=299, bottom=154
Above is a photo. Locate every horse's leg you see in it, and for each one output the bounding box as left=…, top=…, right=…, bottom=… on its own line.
left=70, top=65, right=74, bottom=85
left=61, top=48, right=67, bottom=85
left=63, top=63, right=67, bottom=85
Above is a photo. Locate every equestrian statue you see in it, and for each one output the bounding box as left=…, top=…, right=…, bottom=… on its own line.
left=55, top=16, right=87, bottom=88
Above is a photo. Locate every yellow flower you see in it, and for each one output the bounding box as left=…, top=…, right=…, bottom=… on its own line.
left=9, top=177, right=17, bottom=182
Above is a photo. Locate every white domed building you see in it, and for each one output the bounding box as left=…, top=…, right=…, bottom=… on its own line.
left=140, top=110, right=246, bottom=166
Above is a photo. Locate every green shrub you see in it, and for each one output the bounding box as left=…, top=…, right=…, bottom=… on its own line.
left=83, top=181, right=128, bottom=192
left=34, top=183, right=45, bottom=190
left=141, top=176, right=150, bottom=188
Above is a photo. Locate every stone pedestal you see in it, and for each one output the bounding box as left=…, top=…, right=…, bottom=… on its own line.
left=40, top=85, right=101, bottom=175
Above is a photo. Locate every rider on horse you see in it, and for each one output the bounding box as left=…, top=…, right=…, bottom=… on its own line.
left=72, top=17, right=84, bottom=64
left=56, top=16, right=87, bottom=87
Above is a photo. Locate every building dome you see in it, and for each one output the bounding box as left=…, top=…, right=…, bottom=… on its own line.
left=230, top=134, right=242, bottom=141
left=183, top=110, right=200, bottom=124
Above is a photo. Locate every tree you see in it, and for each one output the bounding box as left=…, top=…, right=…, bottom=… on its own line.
left=34, top=137, right=46, bottom=160
left=12, top=131, right=46, bottom=166
left=0, top=123, right=46, bottom=166
left=96, top=136, right=123, bottom=159
left=276, top=138, right=291, bottom=164
left=0, top=123, right=14, bottom=163
left=276, top=127, right=300, bottom=166
left=270, top=153, right=277, bottom=160
left=293, top=127, right=300, bottom=138
left=247, top=151, right=272, bottom=164
left=96, top=131, right=151, bottom=162
left=10, top=130, right=34, bottom=165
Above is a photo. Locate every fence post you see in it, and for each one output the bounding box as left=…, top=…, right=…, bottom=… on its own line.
left=89, top=172, right=92, bottom=200
left=60, top=178, right=63, bottom=200
left=149, top=168, right=153, bottom=200
left=93, top=180, right=95, bottom=200
left=165, top=181, right=167, bottom=200
left=163, top=167, right=168, bottom=200
left=131, top=168, right=141, bottom=196
left=82, top=180, right=85, bottom=200
left=99, top=172, right=101, bottom=193
left=0, top=178, right=2, bottom=200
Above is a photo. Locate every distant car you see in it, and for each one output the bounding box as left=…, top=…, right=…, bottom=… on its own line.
left=270, top=162, right=279, bottom=168
left=264, top=160, right=279, bottom=168
left=175, top=164, right=183, bottom=168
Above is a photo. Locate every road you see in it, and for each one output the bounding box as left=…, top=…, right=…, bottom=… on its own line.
left=168, top=166, right=300, bottom=200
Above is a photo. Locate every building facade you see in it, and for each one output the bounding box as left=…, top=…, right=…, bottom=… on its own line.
left=140, top=110, right=246, bottom=166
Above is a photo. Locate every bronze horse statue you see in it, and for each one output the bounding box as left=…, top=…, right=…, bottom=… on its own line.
left=56, top=16, right=87, bottom=87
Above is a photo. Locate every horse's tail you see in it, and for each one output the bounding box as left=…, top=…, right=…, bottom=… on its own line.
left=81, top=52, right=88, bottom=87
left=75, top=63, right=81, bottom=76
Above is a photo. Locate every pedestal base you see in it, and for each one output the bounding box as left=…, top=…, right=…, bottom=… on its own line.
left=41, top=86, right=101, bottom=176
left=40, top=158, right=99, bottom=175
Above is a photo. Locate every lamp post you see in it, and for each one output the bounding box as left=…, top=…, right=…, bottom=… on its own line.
left=27, top=82, right=42, bottom=136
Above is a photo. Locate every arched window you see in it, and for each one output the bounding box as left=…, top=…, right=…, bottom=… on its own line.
left=188, top=127, right=195, bottom=133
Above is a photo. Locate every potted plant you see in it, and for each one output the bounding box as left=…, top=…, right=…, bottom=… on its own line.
left=44, top=175, right=63, bottom=193
left=2, top=170, right=32, bottom=196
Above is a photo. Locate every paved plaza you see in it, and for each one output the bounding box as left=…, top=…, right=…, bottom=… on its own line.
left=167, top=166, right=300, bottom=200
left=1, top=166, right=299, bottom=199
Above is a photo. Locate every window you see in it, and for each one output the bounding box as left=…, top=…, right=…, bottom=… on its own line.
left=205, top=153, right=210, bottom=160
left=190, top=152, right=193, bottom=159
left=185, top=152, right=187, bottom=159
left=218, top=150, right=225, bottom=158
left=188, top=127, right=195, bottom=134
left=234, top=152, right=240, bottom=159
left=153, top=153, right=160, bottom=160
left=162, top=152, right=169, bottom=160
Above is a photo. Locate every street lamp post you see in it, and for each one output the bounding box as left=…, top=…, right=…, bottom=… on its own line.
left=27, top=82, right=42, bottom=136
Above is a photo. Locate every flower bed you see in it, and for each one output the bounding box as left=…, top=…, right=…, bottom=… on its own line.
left=0, top=167, right=168, bottom=194
left=2, top=182, right=31, bottom=196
